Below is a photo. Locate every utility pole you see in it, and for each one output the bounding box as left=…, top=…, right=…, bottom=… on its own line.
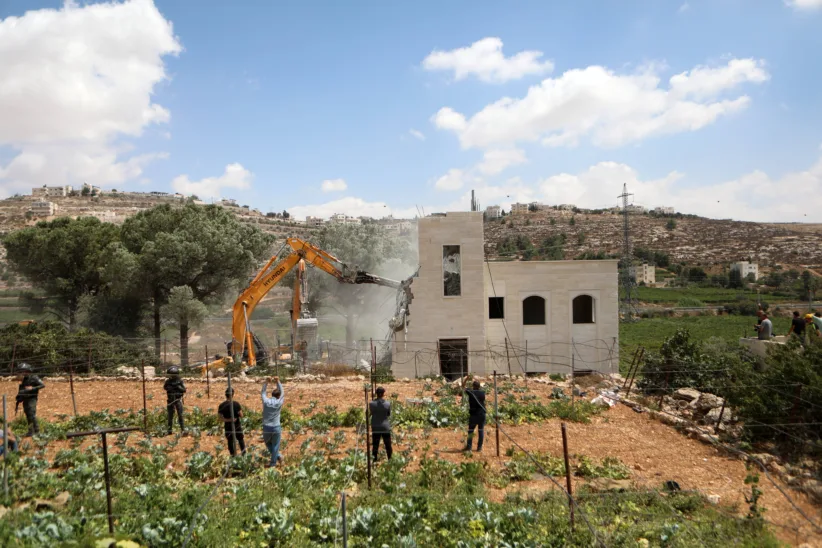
left=618, top=183, right=637, bottom=321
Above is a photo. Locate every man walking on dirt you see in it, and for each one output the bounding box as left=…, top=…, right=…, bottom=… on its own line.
left=370, top=386, right=392, bottom=461
left=462, top=379, right=486, bottom=452
left=15, top=363, right=44, bottom=437
left=218, top=387, right=246, bottom=456
left=261, top=376, right=284, bottom=467
left=163, top=366, right=186, bottom=435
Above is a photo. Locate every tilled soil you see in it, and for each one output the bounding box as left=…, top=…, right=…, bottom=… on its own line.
left=1, top=377, right=820, bottom=546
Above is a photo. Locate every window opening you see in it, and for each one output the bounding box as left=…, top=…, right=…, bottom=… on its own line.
left=522, top=296, right=546, bottom=325
left=572, top=294, right=595, bottom=324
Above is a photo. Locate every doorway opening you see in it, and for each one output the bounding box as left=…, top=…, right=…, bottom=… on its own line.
left=438, top=338, right=468, bottom=380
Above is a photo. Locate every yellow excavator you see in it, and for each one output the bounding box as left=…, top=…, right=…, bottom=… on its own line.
left=201, top=237, right=413, bottom=375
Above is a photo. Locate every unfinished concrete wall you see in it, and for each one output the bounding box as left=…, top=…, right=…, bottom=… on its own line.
left=483, top=260, right=619, bottom=376
left=393, top=212, right=486, bottom=378
left=392, top=212, right=619, bottom=378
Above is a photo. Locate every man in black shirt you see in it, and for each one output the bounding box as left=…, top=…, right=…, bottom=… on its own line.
left=462, top=380, right=486, bottom=452
left=788, top=311, right=807, bottom=344
left=218, top=388, right=245, bottom=456
left=15, top=363, right=44, bottom=437
left=369, top=386, right=392, bottom=461
left=163, top=366, right=186, bottom=435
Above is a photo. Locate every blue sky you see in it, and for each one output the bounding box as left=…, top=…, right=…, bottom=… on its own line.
left=1, top=0, right=821, bottom=221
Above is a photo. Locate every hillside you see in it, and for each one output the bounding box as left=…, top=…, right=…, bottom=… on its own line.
left=484, top=209, right=822, bottom=269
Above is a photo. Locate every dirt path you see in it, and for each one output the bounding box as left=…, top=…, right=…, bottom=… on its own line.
left=2, top=378, right=820, bottom=546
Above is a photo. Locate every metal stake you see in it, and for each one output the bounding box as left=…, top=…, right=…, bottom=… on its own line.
left=205, top=345, right=210, bottom=399
left=561, top=423, right=574, bottom=531
left=68, top=362, right=78, bottom=417
left=66, top=426, right=141, bottom=534
left=3, top=395, right=8, bottom=499
left=341, top=491, right=348, bottom=547
left=9, top=337, right=17, bottom=373
left=141, top=360, right=148, bottom=432
left=493, top=371, right=500, bottom=457
left=364, top=387, right=372, bottom=489
left=504, top=338, right=512, bottom=376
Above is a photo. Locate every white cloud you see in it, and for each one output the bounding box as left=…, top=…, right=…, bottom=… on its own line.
left=0, top=0, right=181, bottom=196
left=422, top=37, right=554, bottom=83
left=171, top=163, right=253, bottom=200
left=288, top=197, right=409, bottom=221
left=433, top=58, right=768, bottom=150
left=434, top=168, right=471, bottom=191
left=536, top=155, right=822, bottom=222
left=477, top=148, right=527, bottom=176
left=287, top=150, right=822, bottom=223
left=678, top=3, right=690, bottom=13
left=409, top=129, right=426, bottom=141
left=786, top=0, right=822, bottom=10
left=321, top=178, right=348, bottom=192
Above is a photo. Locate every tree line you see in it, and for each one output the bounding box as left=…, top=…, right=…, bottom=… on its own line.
left=2, top=204, right=272, bottom=366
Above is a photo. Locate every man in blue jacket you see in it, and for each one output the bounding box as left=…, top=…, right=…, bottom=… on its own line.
left=261, top=376, right=284, bottom=467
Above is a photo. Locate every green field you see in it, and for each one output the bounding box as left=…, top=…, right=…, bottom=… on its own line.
left=618, top=314, right=793, bottom=372
left=622, top=286, right=789, bottom=305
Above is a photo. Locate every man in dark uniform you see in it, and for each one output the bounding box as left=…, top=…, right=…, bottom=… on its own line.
left=462, top=379, right=486, bottom=452
left=15, top=363, right=45, bottom=437
left=218, top=387, right=246, bottom=456
left=369, top=386, right=392, bottom=461
left=163, top=366, right=186, bottom=435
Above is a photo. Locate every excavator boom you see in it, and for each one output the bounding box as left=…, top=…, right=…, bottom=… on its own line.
left=228, top=237, right=413, bottom=368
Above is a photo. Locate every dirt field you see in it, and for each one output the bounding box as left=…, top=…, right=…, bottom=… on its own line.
left=2, top=377, right=820, bottom=546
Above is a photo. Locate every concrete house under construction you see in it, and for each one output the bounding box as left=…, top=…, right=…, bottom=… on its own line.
left=392, top=212, right=619, bottom=378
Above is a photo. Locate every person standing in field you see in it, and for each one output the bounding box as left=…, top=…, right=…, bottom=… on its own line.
left=163, top=366, right=186, bottom=436
left=15, top=363, right=44, bottom=437
left=808, top=313, right=822, bottom=337
left=218, top=388, right=246, bottom=456
left=369, top=386, right=392, bottom=461
left=788, top=311, right=807, bottom=344
left=756, top=313, right=773, bottom=340
left=462, top=379, right=486, bottom=452
left=261, top=376, right=284, bottom=467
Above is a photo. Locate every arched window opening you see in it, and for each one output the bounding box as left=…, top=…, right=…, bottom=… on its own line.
left=522, top=296, right=546, bottom=325
left=572, top=295, right=595, bottom=324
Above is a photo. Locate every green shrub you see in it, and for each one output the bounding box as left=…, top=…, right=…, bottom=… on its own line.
left=676, top=297, right=705, bottom=307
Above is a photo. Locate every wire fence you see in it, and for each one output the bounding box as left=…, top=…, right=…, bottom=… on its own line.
left=2, top=340, right=821, bottom=545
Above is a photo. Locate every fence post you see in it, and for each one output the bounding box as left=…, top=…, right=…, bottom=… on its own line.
left=205, top=345, right=210, bottom=399
left=9, top=336, right=17, bottom=374
left=625, top=347, right=644, bottom=397
left=141, top=360, right=148, bottom=432
left=364, top=386, right=372, bottom=489
left=3, top=395, right=8, bottom=500
left=561, top=422, right=574, bottom=531
left=504, top=338, right=512, bottom=376
left=571, top=354, right=575, bottom=411
left=524, top=340, right=528, bottom=377
left=414, top=353, right=418, bottom=379
left=493, top=371, right=500, bottom=457
left=341, top=491, right=348, bottom=548
left=658, top=367, right=671, bottom=408
left=87, top=338, right=93, bottom=372
left=101, top=432, right=114, bottom=533
left=370, top=339, right=375, bottom=399
left=227, top=373, right=238, bottom=456
left=436, top=340, right=441, bottom=377
left=68, top=362, right=78, bottom=417
left=163, top=339, right=167, bottom=366
left=327, top=342, right=331, bottom=366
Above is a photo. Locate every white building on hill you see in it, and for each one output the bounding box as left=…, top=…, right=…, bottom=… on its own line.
left=485, top=205, right=501, bottom=218
left=330, top=213, right=361, bottom=225
left=653, top=206, right=675, bottom=215
left=305, top=216, right=325, bottom=227
left=30, top=201, right=57, bottom=217
left=391, top=212, right=619, bottom=378
left=32, top=185, right=70, bottom=198
left=629, top=263, right=656, bottom=285
left=731, top=261, right=759, bottom=280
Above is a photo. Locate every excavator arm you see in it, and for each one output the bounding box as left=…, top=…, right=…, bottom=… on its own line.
left=230, top=237, right=412, bottom=367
